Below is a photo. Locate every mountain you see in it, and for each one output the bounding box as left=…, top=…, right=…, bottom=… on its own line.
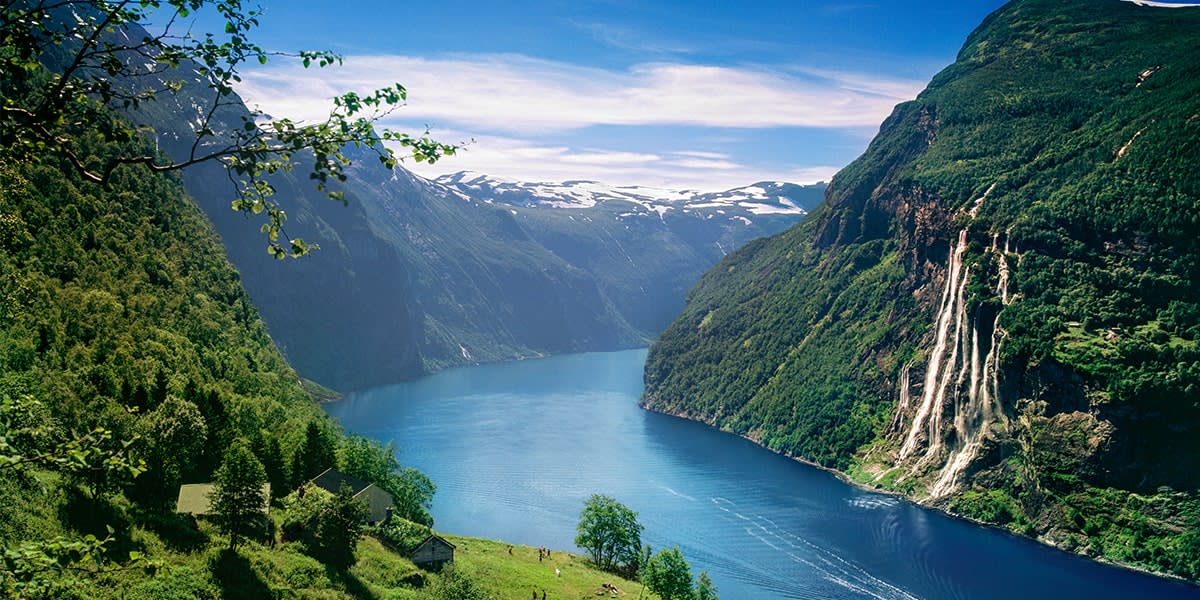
left=46, top=0, right=819, bottom=395
left=643, top=0, right=1200, bottom=580
left=435, top=171, right=817, bottom=216
left=168, top=142, right=819, bottom=391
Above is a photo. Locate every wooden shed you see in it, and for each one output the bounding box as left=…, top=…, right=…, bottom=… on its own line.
left=410, top=534, right=455, bottom=571
left=309, top=468, right=395, bottom=525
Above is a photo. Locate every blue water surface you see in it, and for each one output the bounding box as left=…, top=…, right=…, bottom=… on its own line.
left=324, top=349, right=1200, bottom=599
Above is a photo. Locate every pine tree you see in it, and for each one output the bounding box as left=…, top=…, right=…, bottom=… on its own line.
left=210, top=441, right=268, bottom=550
left=293, top=421, right=336, bottom=485
left=695, top=571, right=719, bottom=600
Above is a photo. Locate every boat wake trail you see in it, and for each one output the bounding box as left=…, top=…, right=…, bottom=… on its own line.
left=711, top=497, right=918, bottom=600
left=655, top=482, right=698, bottom=502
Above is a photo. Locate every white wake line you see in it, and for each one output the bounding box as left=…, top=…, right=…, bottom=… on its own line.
left=1122, top=0, right=1200, bottom=7
left=711, top=498, right=919, bottom=600
left=655, top=483, right=698, bottom=502
left=752, top=516, right=920, bottom=600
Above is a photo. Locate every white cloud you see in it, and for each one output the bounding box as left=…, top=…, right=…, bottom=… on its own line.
left=569, top=21, right=696, bottom=55
left=236, top=53, right=924, bottom=133
left=559, top=151, right=661, bottom=165
left=670, top=150, right=731, bottom=160
left=237, top=53, right=895, bottom=189
left=396, top=133, right=839, bottom=191
left=665, top=158, right=741, bottom=171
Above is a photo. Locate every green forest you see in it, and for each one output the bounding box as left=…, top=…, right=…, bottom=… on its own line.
left=0, top=1, right=704, bottom=597
left=0, top=111, right=457, bottom=596
left=0, top=1, right=456, bottom=596
left=644, top=0, right=1200, bottom=581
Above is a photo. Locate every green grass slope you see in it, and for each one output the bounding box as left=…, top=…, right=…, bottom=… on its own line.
left=443, top=536, right=649, bottom=600
left=644, top=0, right=1200, bottom=580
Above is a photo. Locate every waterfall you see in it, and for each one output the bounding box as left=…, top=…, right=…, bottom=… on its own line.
left=898, top=229, right=971, bottom=461
left=896, top=225, right=1015, bottom=499
left=889, top=366, right=913, bottom=432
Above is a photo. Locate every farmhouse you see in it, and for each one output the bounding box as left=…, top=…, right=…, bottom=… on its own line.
left=309, top=468, right=395, bottom=525
left=409, top=534, right=455, bottom=571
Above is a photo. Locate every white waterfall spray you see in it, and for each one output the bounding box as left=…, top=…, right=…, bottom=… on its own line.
left=896, top=221, right=1016, bottom=498
left=928, top=234, right=1013, bottom=498
left=898, top=228, right=972, bottom=462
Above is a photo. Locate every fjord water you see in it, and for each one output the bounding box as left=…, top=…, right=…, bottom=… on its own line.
left=324, top=349, right=1199, bottom=599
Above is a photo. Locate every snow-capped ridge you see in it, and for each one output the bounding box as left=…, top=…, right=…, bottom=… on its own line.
left=431, top=171, right=824, bottom=221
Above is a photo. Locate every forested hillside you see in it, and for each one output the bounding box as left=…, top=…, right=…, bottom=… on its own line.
left=644, top=0, right=1200, bottom=580
left=0, top=3, right=441, bottom=595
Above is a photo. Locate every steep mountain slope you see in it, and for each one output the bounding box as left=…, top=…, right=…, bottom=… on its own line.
left=85, top=8, right=818, bottom=393
left=168, top=129, right=818, bottom=390
left=0, top=132, right=327, bottom=472
left=0, top=126, right=348, bottom=593
left=437, top=172, right=822, bottom=336
left=644, top=0, right=1200, bottom=579
left=0, top=8, right=447, bottom=592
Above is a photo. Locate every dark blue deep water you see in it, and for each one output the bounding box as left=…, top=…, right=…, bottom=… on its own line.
left=324, top=349, right=1200, bottom=599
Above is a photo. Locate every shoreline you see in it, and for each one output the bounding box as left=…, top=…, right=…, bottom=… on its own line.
left=638, top=402, right=1200, bottom=590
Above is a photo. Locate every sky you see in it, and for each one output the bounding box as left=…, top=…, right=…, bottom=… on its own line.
left=165, top=0, right=1195, bottom=191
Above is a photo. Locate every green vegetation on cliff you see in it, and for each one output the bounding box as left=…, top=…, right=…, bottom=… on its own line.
left=644, top=0, right=1200, bottom=580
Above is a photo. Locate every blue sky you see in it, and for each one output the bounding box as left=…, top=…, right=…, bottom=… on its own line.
left=173, top=0, right=1195, bottom=190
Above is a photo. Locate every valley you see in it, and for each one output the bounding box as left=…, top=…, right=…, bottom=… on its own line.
left=2, top=0, right=1199, bottom=597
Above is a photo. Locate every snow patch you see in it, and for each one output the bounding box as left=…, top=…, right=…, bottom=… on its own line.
left=740, top=202, right=807, bottom=216
left=1122, top=0, right=1200, bottom=7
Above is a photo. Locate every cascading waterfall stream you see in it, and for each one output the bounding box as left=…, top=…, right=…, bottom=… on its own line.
left=898, top=228, right=971, bottom=462
left=928, top=234, right=1013, bottom=498
left=895, top=218, right=1016, bottom=498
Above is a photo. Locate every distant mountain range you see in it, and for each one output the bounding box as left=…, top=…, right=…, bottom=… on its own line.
left=436, top=171, right=815, bottom=217
left=72, top=5, right=823, bottom=394
left=88, top=18, right=822, bottom=394
left=159, top=107, right=822, bottom=392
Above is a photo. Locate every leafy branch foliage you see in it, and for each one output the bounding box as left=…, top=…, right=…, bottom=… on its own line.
left=1, top=0, right=455, bottom=258
left=0, top=396, right=156, bottom=596
left=0, top=395, right=144, bottom=481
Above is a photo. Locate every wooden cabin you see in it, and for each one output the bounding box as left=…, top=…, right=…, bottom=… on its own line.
left=309, top=468, right=395, bottom=525
left=410, top=534, right=455, bottom=571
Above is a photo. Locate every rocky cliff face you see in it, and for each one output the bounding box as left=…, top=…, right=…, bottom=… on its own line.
left=644, top=0, right=1200, bottom=579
